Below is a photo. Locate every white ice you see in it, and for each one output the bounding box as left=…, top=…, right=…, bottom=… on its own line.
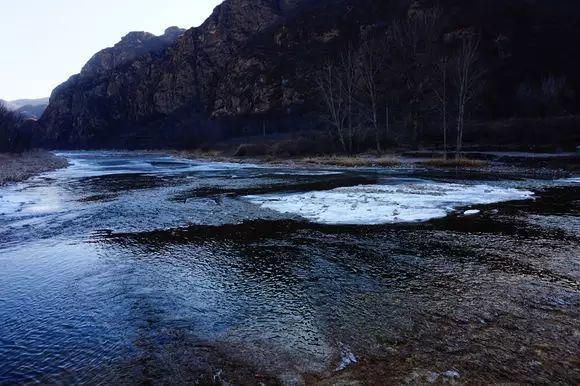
left=244, top=182, right=534, bottom=225
left=556, top=177, right=580, bottom=185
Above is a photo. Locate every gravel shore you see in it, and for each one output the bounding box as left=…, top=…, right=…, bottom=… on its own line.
left=0, top=151, right=69, bottom=186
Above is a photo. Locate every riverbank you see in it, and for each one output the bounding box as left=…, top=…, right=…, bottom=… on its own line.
left=172, top=149, right=579, bottom=180
left=0, top=151, right=69, bottom=186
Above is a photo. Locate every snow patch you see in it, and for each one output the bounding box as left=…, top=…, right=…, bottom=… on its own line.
left=464, top=209, right=481, bottom=216
left=244, top=182, right=534, bottom=225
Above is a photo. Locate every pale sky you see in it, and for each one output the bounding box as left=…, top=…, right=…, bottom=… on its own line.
left=0, top=0, right=222, bottom=101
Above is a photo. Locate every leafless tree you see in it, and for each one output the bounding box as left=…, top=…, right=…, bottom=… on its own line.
left=359, top=38, right=385, bottom=152
left=453, top=32, right=483, bottom=158
left=388, top=6, right=442, bottom=143
left=433, top=56, right=449, bottom=159
left=341, top=46, right=359, bottom=153
left=317, top=62, right=348, bottom=152
left=317, top=45, right=360, bottom=153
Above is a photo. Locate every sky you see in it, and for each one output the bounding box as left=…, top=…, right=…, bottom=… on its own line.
left=0, top=0, right=222, bottom=101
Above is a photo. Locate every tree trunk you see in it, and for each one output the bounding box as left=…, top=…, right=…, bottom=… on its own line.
left=385, top=104, right=390, bottom=142
left=442, top=60, right=448, bottom=160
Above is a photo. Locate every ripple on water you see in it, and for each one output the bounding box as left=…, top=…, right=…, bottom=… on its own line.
left=0, top=152, right=579, bottom=384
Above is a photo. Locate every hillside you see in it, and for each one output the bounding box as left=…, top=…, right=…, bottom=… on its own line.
left=1, top=98, right=49, bottom=120
left=40, top=0, right=580, bottom=150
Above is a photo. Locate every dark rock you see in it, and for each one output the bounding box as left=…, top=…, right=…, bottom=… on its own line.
left=40, top=0, right=580, bottom=149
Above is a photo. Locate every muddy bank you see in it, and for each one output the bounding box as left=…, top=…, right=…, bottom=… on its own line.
left=0, top=151, right=68, bottom=185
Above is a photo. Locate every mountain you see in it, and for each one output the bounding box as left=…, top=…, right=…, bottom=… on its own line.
left=40, top=0, right=580, bottom=149
left=0, top=99, right=12, bottom=110
left=5, top=98, right=49, bottom=110
left=15, top=104, right=49, bottom=120
left=1, top=98, right=49, bottom=119
left=80, top=27, right=186, bottom=77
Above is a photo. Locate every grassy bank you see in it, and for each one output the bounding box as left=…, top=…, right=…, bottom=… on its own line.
left=301, top=156, right=401, bottom=167
left=0, top=151, right=69, bottom=186
left=418, top=158, right=487, bottom=168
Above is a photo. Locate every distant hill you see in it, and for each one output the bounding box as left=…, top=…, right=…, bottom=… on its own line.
left=0, top=99, right=16, bottom=110
left=16, top=104, right=49, bottom=120
left=5, top=98, right=49, bottom=111
left=1, top=98, right=49, bottom=120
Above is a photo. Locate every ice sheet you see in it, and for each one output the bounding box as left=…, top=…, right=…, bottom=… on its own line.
left=244, top=182, right=534, bottom=225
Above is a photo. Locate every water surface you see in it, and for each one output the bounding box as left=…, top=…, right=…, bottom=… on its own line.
left=0, top=151, right=578, bottom=384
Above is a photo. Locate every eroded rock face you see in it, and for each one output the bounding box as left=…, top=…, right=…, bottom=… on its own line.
left=40, top=0, right=580, bottom=148
left=41, top=0, right=311, bottom=147
left=81, top=28, right=186, bottom=77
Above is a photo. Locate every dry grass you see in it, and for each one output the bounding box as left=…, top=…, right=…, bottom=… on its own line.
left=301, top=155, right=401, bottom=168
left=173, top=149, right=230, bottom=162
left=420, top=158, right=487, bottom=168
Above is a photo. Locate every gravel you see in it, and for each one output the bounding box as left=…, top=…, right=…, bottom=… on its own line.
left=0, top=151, right=68, bottom=186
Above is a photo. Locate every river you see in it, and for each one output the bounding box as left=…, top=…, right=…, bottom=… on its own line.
left=0, top=151, right=578, bottom=384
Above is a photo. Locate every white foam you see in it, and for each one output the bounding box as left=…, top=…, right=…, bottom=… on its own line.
left=244, top=182, right=534, bottom=225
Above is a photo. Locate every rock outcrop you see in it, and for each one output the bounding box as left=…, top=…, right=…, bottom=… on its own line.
left=80, top=27, right=186, bottom=77
left=42, top=0, right=333, bottom=147
left=40, top=0, right=580, bottom=149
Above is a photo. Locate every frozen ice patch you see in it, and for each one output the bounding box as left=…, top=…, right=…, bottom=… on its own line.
left=271, top=170, right=345, bottom=176
left=556, top=177, right=580, bottom=185
left=244, top=182, right=534, bottom=225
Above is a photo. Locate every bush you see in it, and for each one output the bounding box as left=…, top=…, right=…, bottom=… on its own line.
left=420, top=158, right=487, bottom=168
left=233, top=143, right=271, bottom=157
left=302, top=155, right=401, bottom=167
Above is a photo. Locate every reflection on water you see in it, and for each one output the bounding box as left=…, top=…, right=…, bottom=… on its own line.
left=0, top=151, right=578, bottom=384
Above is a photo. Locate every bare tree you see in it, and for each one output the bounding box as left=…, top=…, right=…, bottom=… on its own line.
left=388, top=6, right=442, bottom=143
left=385, top=102, right=390, bottom=142
left=317, top=45, right=360, bottom=153
left=359, top=38, right=384, bottom=152
left=453, top=32, right=483, bottom=158
left=433, top=56, right=449, bottom=159
left=341, top=46, right=359, bottom=153
left=317, top=62, right=348, bottom=152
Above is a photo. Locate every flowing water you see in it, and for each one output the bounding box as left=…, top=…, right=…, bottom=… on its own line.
left=0, top=151, right=578, bottom=384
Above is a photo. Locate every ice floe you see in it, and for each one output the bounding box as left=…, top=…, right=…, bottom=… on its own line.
left=244, top=182, right=534, bottom=225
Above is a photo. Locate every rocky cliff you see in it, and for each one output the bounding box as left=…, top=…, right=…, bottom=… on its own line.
left=41, top=0, right=580, bottom=149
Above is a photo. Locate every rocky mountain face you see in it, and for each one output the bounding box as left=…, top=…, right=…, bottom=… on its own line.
left=40, top=0, right=580, bottom=149
left=80, top=27, right=186, bottom=76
